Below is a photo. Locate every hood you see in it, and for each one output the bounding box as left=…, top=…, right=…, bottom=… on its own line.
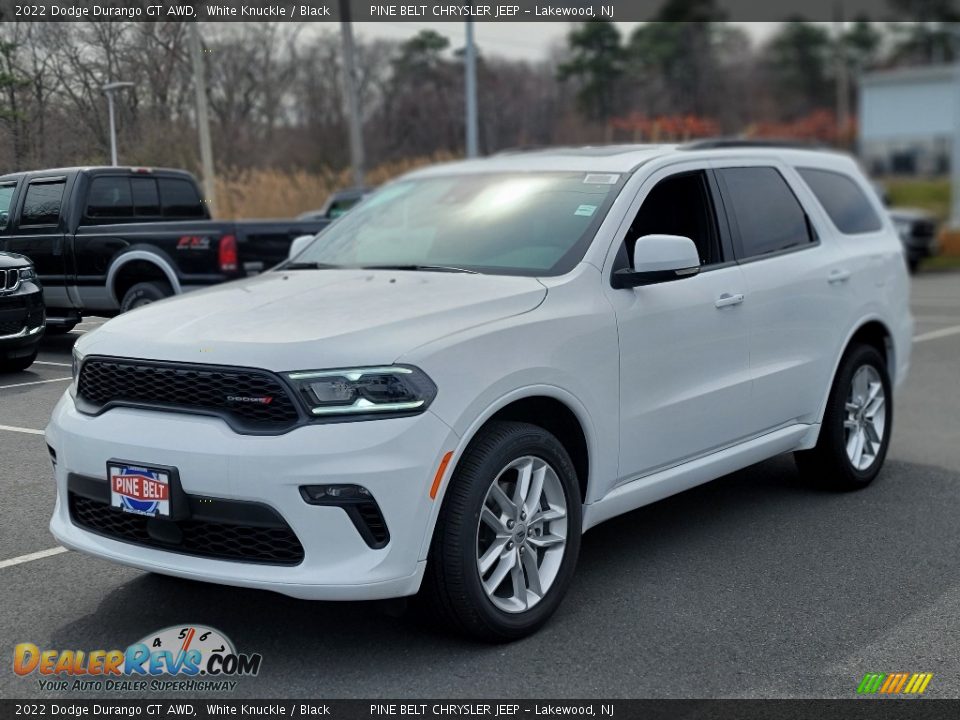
left=79, top=269, right=547, bottom=371
left=0, top=252, right=31, bottom=269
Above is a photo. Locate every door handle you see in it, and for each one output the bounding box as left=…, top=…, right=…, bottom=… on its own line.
left=714, top=292, right=745, bottom=308
left=828, top=268, right=851, bottom=284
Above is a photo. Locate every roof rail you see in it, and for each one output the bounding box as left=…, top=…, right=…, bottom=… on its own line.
left=682, top=138, right=829, bottom=151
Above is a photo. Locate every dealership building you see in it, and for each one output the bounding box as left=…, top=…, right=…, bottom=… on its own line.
left=859, top=64, right=957, bottom=175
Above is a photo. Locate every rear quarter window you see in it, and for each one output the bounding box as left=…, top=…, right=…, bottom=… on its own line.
left=159, top=178, right=205, bottom=219
left=797, top=167, right=883, bottom=235
left=86, top=177, right=134, bottom=219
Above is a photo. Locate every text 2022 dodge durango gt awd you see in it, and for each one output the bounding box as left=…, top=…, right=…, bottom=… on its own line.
left=46, top=143, right=912, bottom=640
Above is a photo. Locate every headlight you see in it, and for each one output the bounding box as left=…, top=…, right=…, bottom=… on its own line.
left=18, top=266, right=37, bottom=282
left=285, top=365, right=437, bottom=419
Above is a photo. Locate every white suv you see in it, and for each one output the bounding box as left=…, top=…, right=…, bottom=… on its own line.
left=47, top=143, right=912, bottom=640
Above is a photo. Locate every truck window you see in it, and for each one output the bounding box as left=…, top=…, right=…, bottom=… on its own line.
left=21, top=180, right=65, bottom=227
left=159, top=178, right=205, bottom=218
left=0, top=182, right=15, bottom=231
left=86, top=177, right=134, bottom=219
left=131, top=177, right=161, bottom=216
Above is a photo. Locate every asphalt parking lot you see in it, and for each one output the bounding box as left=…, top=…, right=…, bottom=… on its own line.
left=2, top=272, right=960, bottom=700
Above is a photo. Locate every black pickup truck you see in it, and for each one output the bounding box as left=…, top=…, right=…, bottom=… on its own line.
left=0, top=167, right=329, bottom=332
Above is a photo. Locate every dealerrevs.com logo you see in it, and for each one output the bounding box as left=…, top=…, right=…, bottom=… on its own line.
left=13, top=625, right=262, bottom=692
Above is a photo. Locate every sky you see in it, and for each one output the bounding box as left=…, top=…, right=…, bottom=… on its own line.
left=351, top=21, right=785, bottom=61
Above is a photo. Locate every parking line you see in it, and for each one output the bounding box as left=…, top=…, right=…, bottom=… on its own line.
left=914, top=324, right=960, bottom=344
left=0, top=377, right=71, bottom=390
left=33, top=361, right=71, bottom=368
left=0, top=424, right=44, bottom=436
left=0, top=547, right=68, bottom=570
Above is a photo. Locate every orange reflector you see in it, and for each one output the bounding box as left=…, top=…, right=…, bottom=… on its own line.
left=430, top=451, right=454, bottom=499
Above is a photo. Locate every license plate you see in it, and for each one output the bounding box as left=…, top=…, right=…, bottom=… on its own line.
left=109, top=463, right=171, bottom=518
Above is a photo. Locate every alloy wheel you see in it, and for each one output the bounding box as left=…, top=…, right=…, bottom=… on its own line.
left=844, top=364, right=887, bottom=471
left=475, top=455, right=568, bottom=613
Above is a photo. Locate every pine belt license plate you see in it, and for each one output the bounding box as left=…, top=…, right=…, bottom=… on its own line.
left=109, top=463, right=171, bottom=518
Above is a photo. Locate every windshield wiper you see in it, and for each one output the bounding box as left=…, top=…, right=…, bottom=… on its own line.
left=282, top=261, right=340, bottom=270
left=361, top=264, right=479, bottom=274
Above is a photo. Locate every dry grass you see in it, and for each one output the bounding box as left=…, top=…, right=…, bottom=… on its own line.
left=214, top=152, right=458, bottom=219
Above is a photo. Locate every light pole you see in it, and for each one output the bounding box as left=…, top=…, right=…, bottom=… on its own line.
left=465, top=18, right=479, bottom=158
left=339, top=0, right=365, bottom=187
left=189, top=23, right=217, bottom=216
left=101, top=81, right=135, bottom=166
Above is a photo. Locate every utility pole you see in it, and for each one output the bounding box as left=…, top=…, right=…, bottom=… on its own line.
left=464, top=18, right=479, bottom=158
left=339, top=0, right=365, bottom=187
left=834, top=10, right=850, bottom=146
left=947, top=25, right=960, bottom=226
left=101, top=81, right=134, bottom=166
left=189, top=23, right=217, bottom=216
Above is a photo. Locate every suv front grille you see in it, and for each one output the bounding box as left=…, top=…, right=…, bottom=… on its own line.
left=76, top=358, right=302, bottom=433
left=69, top=493, right=305, bottom=565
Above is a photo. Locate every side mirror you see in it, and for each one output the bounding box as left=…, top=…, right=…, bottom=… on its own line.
left=612, top=234, right=701, bottom=289
left=288, top=234, right=316, bottom=260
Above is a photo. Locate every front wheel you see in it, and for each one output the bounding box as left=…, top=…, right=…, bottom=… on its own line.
left=795, top=344, right=892, bottom=490
left=421, top=421, right=581, bottom=641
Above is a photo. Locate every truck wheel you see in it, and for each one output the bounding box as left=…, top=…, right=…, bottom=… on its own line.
left=120, top=281, right=173, bottom=312
left=795, top=344, right=892, bottom=491
left=420, top=421, right=581, bottom=642
left=0, top=347, right=38, bottom=373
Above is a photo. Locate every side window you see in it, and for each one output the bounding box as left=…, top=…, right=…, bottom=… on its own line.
left=0, top=182, right=16, bottom=231
left=626, top=171, right=722, bottom=266
left=21, top=180, right=65, bottom=227
left=797, top=167, right=883, bottom=234
left=717, top=167, right=813, bottom=260
left=131, top=178, right=161, bottom=217
left=86, top=177, right=134, bottom=219
left=158, top=178, right=205, bottom=218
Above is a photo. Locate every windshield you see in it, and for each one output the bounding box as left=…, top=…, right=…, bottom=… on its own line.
left=288, top=171, right=624, bottom=276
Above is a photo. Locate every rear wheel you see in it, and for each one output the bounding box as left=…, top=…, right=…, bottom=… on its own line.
left=795, top=344, right=892, bottom=490
left=421, top=421, right=581, bottom=641
left=120, top=281, right=173, bottom=312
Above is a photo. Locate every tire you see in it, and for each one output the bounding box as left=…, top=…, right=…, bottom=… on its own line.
left=795, top=344, right=892, bottom=490
left=0, top=347, right=39, bottom=373
left=44, top=323, right=77, bottom=335
left=420, top=420, right=582, bottom=641
left=120, top=281, right=173, bottom=313
left=907, top=257, right=920, bottom=274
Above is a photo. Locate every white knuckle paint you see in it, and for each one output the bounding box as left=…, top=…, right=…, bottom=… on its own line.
left=46, top=146, right=912, bottom=621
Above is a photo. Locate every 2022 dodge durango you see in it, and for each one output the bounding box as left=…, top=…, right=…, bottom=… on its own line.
left=47, top=143, right=913, bottom=640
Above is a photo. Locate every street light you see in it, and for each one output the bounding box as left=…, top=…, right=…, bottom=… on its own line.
left=101, top=81, right=135, bottom=166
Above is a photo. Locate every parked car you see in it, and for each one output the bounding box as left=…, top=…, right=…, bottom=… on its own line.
left=298, top=186, right=371, bottom=221
left=871, top=181, right=939, bottom=272
left=47, top=143, right=912, bottom=640
left=889, top=207, right=939, bottom=273
left=0, top=251, right=44, bottom=372
left=0, top=167, right=330, bottom=332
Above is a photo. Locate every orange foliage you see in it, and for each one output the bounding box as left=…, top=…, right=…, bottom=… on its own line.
left=608, top=114, right=722, bottom=142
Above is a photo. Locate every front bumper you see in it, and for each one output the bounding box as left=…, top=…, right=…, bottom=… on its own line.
left=0, top=286, right=45, bottom=353
left=46, top=393, right=458, bottom=600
